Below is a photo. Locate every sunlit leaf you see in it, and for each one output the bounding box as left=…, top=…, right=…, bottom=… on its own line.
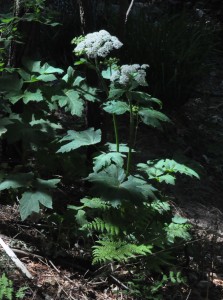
left=101, top=67, right=117, bottom=80
left=52, top=90, right=84, bottom=116
left=106, top=143, right=133, bottom=153
left=93, top=152, right=125, bottom=172
left=36, top=74, right=57, bottom=82
left=23, top=89, right=43, bottom=103
left=103, top=100, right=129, bottom=115
left=57, top=128, right=101, bottom=153
left=0, top=173, right=34, bottom=191
left=172, top=215, right=188, bottom=224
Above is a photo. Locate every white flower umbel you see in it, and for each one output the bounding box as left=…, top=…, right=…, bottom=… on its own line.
left=74, top=30, right=123, bottom=58
left=110, top=64, right=149, bottom=86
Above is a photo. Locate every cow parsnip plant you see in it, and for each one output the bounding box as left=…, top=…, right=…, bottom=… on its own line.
left=0, top=29, right=199, bottom=297
left=67, top=30, right=199, bottom=267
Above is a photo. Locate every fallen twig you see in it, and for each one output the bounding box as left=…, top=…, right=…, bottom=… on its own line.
left=49, top=260, right=60, bottom=273
left=109, top=274, right=130, bottom=291
left=185, top=289, right=192, bottom=300
left=0, top=237, right=33, bottom=279
left=11, top=248, right=43, bottom=260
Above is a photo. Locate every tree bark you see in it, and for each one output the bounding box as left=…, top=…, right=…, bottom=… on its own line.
left=77, top=0, right=95, bottom=34
left=7, top=0, right=24, bottom=67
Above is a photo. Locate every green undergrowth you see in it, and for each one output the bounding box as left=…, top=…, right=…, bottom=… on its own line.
left=0, top=273, right=27, bottom=300
left=0, top=2, right=202, bottom=298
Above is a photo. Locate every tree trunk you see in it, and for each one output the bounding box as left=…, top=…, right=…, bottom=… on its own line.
left=77, top=0, right=95, bottom=34
left=7, top=0, right=23, bottom=67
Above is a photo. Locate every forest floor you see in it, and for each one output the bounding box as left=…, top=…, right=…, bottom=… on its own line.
left=1, top=57, right=223, bottom=299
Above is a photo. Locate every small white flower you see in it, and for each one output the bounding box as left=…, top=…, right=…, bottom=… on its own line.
left=141, top=64, right=150, bottom=69
left=110, top=64, right=149, bottom=86
left=74, top=30, right=123, bottom=58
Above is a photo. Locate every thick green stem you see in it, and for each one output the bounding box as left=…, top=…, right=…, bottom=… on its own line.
left=94, top=58, right=119, bottom=152
left=112, top=114, right=119, bottom=152
left=126, top=95, right=134, bottom=176
left=95, top=58, right=109, bottom=94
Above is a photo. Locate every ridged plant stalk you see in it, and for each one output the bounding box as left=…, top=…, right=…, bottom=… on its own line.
left=94, top=58, right=119, bottom=152
left=126, top=92, right=135, bottom=176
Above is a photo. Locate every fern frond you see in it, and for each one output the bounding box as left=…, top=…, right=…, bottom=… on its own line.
left=165, top=223, right=191, bottom=243
left=92, top=240, right=153, bottom=264
left=84, top=218, right=120, bottom=236
left=80, top=197, right=110, bottom=210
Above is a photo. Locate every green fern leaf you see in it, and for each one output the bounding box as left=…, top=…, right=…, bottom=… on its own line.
left=165, top=223, right=191, bottom=243
left=151, top=200, right=170, bottom=214
left=92, top=240, right=153, bottom=264
left=0, top=273, right=13, bottom=300
left=68, top=198, right=110, bottom=213
left=85, top=218, right=120, bottom=236
left=80, top=197, right=110, bottom=209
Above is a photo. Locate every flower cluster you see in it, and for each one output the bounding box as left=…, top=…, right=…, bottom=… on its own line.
left=74, top=30, right=123, bottom=59
left=110, top=64, right=149, bottom=86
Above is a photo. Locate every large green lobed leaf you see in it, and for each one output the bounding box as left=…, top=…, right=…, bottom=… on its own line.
left=103, top=100, right=129, bottom=115
left=19, top=191, right=52, bottom=221
left=57, top=128, right=101, bottom=153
